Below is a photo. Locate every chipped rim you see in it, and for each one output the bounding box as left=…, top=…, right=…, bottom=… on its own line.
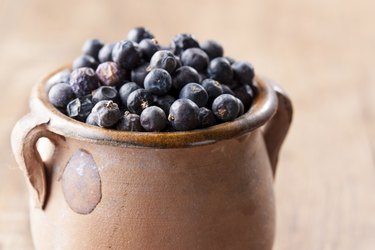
left=30, top=66, right=278, bottom=148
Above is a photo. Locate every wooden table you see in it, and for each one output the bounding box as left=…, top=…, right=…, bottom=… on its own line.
left=1, top=0, right=374, bottom=249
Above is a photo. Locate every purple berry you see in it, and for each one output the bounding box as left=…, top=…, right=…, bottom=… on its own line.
left=69, top=67, right=100, bottom=97
left=96, top=62, right=124, bottom=86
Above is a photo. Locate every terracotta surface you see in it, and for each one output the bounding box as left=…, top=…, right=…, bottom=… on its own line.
left=2, top=0, right=375, bottom=249
left=11, top=72, right=292, bottom=249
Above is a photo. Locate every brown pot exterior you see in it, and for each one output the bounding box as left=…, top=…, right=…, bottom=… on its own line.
left=11, top=68, right=292, bottom=250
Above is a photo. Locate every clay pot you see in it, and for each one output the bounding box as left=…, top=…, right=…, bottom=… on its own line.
left=11, top=67, right=292, bottom=250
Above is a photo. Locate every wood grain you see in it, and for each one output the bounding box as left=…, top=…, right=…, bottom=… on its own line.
left=1, top=0, right=374, bottom=249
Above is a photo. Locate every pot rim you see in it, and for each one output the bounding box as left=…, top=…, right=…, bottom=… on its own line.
left=30, top=66, right=278, bottom=148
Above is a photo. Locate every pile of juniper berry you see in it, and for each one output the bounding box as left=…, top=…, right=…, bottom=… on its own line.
left=47, top=27, right=256, bottom=132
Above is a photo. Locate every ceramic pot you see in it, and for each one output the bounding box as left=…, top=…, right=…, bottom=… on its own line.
left=11, top=67, right=292, bottom=250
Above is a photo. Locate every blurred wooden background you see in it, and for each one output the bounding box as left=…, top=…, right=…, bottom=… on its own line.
left=1, top=0, right=374, bottom=249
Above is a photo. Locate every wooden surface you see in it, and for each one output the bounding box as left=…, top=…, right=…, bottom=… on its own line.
left=1, top=0, right=375, bottom=249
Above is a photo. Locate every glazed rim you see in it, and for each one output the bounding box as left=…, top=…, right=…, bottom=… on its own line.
left=31, top=66, right=278, bottom=148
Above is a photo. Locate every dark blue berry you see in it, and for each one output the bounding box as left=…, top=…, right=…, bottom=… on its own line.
left=72, top=55, right=98, bottom=70
left=208, top=57, right=233, bottom=85
left=170, top=34, right=200, bottom=55
left=49, top=28, right=259, bottom=132
left=69, top=67, right=100, bottom=97
left=163, top=124, right=176, bottom=132
left=91, top=100, right=122, bottom=128
left=232, top=61, right=255, bottom=85
left=179, top=83, right=208, bottom=107
left=148, top=50, right=178, bottom=73
left=236, top=97, right=245, bottom=116
left=139, top=39, right=160, bottom=61
left=98, top=43, right=115, bottom=63
left=221, top=84, right=235, bottom=95
left=48, top=83, right=75, bottom=108
left=154, top=95, right=175, bottom=115
left=96, top=62, right=124, bottom=86
left=181, top=48, right=209, bottom=72
left=117, top=111, right=143, bottom=131
left=175, top=56, right=182, bottom=68
left=224, top=57, right=236, bottom=65
left=67, top=95, right=94, bottom=121
left=116, top=80, right=131, bottom=90
left=201, top=79, right=223, bottom=102
left=225, top=79, right=240, bottom=90
left=119, top=82, right=141, bottom=106
left=198, top=107, right=217, bottom=128
left=112, top=40, right=142, bottom=70
left=140, top=106, right=167, bottom=131
left=131, top=63, right=149, bottom=87
left=144, top=68, right=172, bottom=95
left=168, top=99, right=200, bottom=131
left=82, top=39, right=103, bottom=60
left=86, top=113, right=98, bottom=126
left=47, top=69, right=71, bottom=90
left=172, top=66, right=199, bottom=90
left=198, top=72, right=208, bottom=83
left=234, top=84, right=254, bottom=110
left=201, top=40, right=224, bottom=60
left=92, top=86, right=118, bottom=104
left=127, top=27, right=154, bottom=43
left=212, top=94, right=240, bottom=122
left=126, top=89, right=154, bottom=115
left=46, top=70, right=71, bottom=94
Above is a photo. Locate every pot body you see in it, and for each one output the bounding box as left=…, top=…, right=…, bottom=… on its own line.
left=31, top=131, right=274, bottom=250
left=11, top=72, right=292, bottom=250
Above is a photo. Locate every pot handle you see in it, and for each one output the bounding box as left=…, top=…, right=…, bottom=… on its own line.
left=11, top=113, right=63, bottom=209
left=262, top=79, right=293, bottom=177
